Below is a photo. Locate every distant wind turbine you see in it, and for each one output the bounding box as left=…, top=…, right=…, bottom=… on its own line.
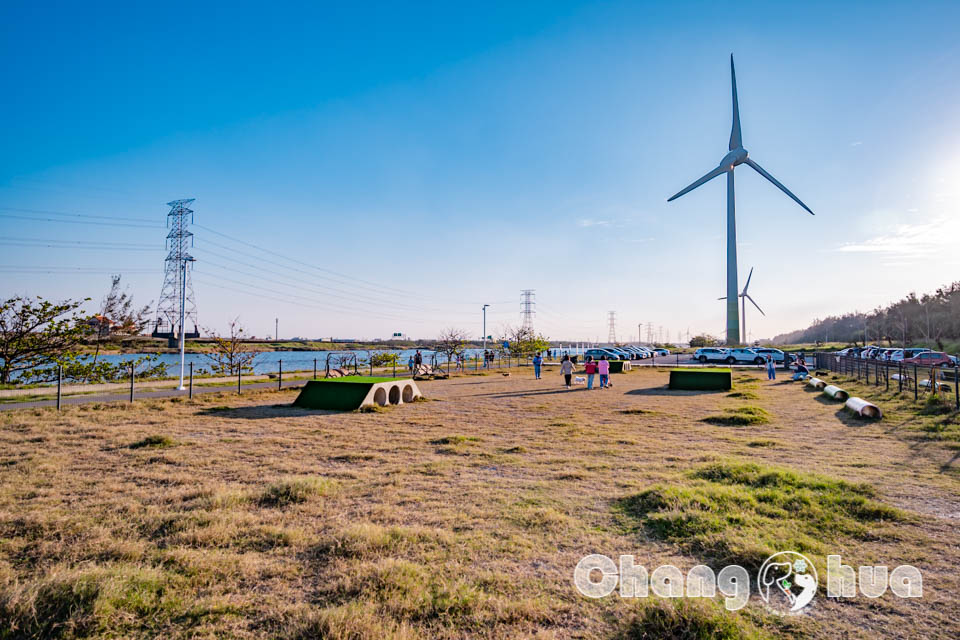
left=719, top=266, right=764, bottom=346
left=667, top=54, right=814, bottom=345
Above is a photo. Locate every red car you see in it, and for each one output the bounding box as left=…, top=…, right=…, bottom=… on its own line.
left=902, top=351, right=952, bottom=367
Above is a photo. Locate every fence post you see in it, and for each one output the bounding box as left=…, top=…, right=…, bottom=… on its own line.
left=314, top=358, right=317, bottom=380
left=189, top=362, right=193, bottom=399
left=129, top=363, right=135, bottom=403
left=866, top=361, right=870, bottom=385
left=393, top=357, right=397, bottom=378
left=898, top=362, right=903, bottom=393
left=238, top=368, right=242, bottom=395
left=370, top=357, right=373, bottom=377
left=913, top=365, right=918, bottom=401
left=56, top=365, right=62, bottom=411
left=955, top=366, right=959, bottom=410
left=885, top=362, right=889, bottom=391
left=278, top=359, right=283, bottom=391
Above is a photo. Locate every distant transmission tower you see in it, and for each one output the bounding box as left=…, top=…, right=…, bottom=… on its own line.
left=607, top=311, right=617, bottom=343
left=520, top=289, right=536, bottom=331
left=152, top=199, right=199, bottom=346
left=646, top=322, right=654, bottom=343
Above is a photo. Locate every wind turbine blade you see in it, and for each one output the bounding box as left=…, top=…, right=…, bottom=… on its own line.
left=718, top=296, right=727, bottom=300
left=744, top=158, right=814, bottom=215
left=729, top=54, right=741, bottom=151
left=743, top=266, right=753, bottom=294
left=746, top=294, right=765, bottom=316
left=667, top=165, right=726, bottom=201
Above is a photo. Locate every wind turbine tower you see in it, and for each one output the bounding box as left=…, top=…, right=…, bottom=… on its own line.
left=667, top=55, right=814, bottom=345
left=719, top=267, right=765, bottom=346
left=607, top=311, right=617, bottom=343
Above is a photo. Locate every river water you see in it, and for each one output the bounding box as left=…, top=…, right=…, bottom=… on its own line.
left=90, top=346, right=582, bottom=375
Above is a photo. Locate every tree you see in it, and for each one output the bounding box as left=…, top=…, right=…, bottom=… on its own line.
left=496, top=325, right=551, bottom=357
left=0, top=296, right=90, bottom=384
left=83, top=275, right=154, bottom=381
left=434, top=328, right=469, bottom=362
left=689, top=334, right=720, bottom=348
left=202, top=319, right=260, bottom=375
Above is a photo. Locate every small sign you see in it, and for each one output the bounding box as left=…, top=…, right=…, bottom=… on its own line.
left=502, top=341, right=509, bottom=349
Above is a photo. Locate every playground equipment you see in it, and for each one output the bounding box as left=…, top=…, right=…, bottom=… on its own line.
left=806, top=377, right=827, bottom=390
left=294, top=376, right=422, bottom=410
left=919, top=379, right=952, bottom=393
left=845, top=397, right=882, bottom=419
left=609, top=360, right=631, bottom=373
left=669, top=368, right=732, bottom=391
left=325, top=352, right=358, bottom=378
left=822, top=385, right=849, bottom=401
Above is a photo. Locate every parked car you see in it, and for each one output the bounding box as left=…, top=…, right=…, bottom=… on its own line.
left=902, top=351, right=952, bottom=367
left=621, top=346, right=647, bottom=359
left=632, top=347, right=653, bottom=358
left=653, top=348, right=670, bottom=356
left=724, top=348, right=766, bottom=364
left=903, top=348, right=930, bottom=359
left=835, top=347, right=857, bottom=356
left=584, top=348, right=619, bottom=361
left=693, top=348, right=729, bottom=363
left=753, top=347, right=786, bottom=363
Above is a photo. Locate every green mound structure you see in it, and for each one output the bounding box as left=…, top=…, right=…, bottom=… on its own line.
left=609, top=360, right=631, bottom=373
left=294, top=376, right=423, bottom=410
left=669, top=368, right=732, bottom=391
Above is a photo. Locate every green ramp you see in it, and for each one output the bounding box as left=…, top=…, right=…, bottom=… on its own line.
left=294, top=376, right=423, bottom=410
left=669, top=368, right=732, bottom=391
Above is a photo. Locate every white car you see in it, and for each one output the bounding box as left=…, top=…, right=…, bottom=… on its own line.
left=723, top=348, right=766, bottom=364
left=693, top=348, right=729, bottom=363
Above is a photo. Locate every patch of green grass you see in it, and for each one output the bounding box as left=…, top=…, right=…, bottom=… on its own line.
left=616, top=460, right=905, bottom=570
left=430, top=435, right=481, bottom=445
left=259, top=476, right=338, bottom=507
left=0, top=565, right=179, bottom=638
left=620, top=408, right=655, bottom=415
left=129, top=434, right=176, bottom=449
left=745, top=439, right=778, bottom=448
left=358, top=404, right=388, bottom=413
left=920, top=393, right=954, bottom=416
left=617, top=598, right=766, bottom=640
left=726, top=390, right=759, bottom=400
left=702, top=406, right=770, bottom=426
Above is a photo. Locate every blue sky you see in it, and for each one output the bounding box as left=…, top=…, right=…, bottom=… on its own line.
left=2, top=1, right=959, bottom=342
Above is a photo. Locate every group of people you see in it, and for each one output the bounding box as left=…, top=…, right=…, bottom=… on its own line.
left=763, top=353, right=809, bottom=381
left=532, top=352, right=610, bottom=390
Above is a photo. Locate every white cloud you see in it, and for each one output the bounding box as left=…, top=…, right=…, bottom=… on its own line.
left=578, top=218, right=611, bottom=227
left=850, top=141, right=863, bottom=146
left=836, top=216, right=956, bottom=256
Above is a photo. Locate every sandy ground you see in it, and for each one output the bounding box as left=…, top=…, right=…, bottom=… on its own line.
left=0, top=367, right=958, bottom=638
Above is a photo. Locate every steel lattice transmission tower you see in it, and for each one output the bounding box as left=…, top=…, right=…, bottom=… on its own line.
left=607, top=311, right=617, bottom=343
left=520, top=290, right=536, bottom=331
left=152, top=199, right=199, bottom=346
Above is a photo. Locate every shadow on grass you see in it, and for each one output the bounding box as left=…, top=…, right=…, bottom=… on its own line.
left=625, top=387, right=727, bottom=396
left=196, top=404, right=336, bottom=419
left=474, top=388, right=591, bottom=399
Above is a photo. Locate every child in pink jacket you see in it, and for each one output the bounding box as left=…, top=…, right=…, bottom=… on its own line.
left=598, top=356, right=610, bottom=388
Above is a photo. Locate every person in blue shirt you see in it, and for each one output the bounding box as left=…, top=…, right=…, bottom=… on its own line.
left=532, top=352, right=543, bottom=379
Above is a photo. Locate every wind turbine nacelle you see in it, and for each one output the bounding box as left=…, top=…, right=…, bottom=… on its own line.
left=721, top=148, right=748, bottom=169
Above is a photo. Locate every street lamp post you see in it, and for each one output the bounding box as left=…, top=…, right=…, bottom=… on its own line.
left=482, top=304, right=489, bottom=353
left=176, top=257, right=194, bottom=391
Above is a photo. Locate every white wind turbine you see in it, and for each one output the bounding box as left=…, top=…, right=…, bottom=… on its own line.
left=667, top=54, right=813, bottom=345
left=719, top=266, right=764, bottom=345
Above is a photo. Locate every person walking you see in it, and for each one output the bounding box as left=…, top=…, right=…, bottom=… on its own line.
left=407, top=355, right=414, bottom=373
left=560, top=354, right=575, bottom=389
left=598, top=355, right=610, bottom=389
left=532, top=352, right=543, bottom=379
left=766, top=354, right=776, bottom=380
left=583, top=355, right=598, bottom=390
left=413, top=350, right=422, bottom=375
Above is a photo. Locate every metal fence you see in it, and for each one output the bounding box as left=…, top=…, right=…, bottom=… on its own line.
left=0, top=351, right=540, bottom=412
left=813, top=352, right=960, bottom=409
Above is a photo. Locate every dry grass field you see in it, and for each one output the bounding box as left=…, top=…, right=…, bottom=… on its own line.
left=1, top=367, right=958, bottom=639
